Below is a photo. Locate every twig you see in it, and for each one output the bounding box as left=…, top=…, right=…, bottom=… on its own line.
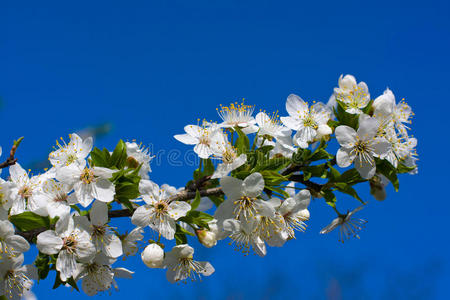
left=0, top=137, right=24, bottom=169
left=16, top=187, right=224, bottom=243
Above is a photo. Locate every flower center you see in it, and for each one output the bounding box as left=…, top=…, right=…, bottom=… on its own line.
left=302, top=114, right=317, bottom=129
left=4, top=270, right=31, bottom=298
left=54, top=193, right=68, bottom=203
left=62, top=235, right=77, bottom=253
left=222, top=148, right=236, bottom=164
left=80, top=168, right=95, bottom=184
left=174, top=257, right=206, bottom=282
left=66, top=154, right=78, bottom=165
left=154, top=201, right=168, bottom=214
left=233, top=196, right=257, bottom=220
left=18, top=185, right=32, bottom=199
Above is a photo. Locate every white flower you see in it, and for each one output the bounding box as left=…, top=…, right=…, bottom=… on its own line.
left=385, top=134, right=417, bottom=168
left=75, top=201, right=123, bottom=258
left=0, top=179, right=13, bottom=211
left=269, top=130, right=296, bottom=158
left=214, top=173, right=275, bottom=224
left=334, top=74, right=370, bottom=114
left=74, top=253, right=133, bottom=296
left=141, top=243, right=164, bottom=268
left=163, top=244, right=214, bottom=283
left=56, top=160, right=115, bottom=207
left=196, top=229, right=217, bottom=248
left=278, top=185, right=311, bottom=239
left=210, top=135, right=247, bottom=179
left=36, top=213, right=96, bottom=281
left=0, top=220, right=30, bottom=259
left=174, top=123, right=222, bottom=159
left=131, top=181, right=191, bottom=240
left=33, top=179, right=76, bottom=219
left=320, top=205, right=367, bottom=242
left=0, top=254, right=37, bottom=300
left=255, top=111, right=286, bottom=138
left=121, top=227, right=144, bottom=258
left=281, top=94, right=331, bottom=148
left=223, top=218, right=267, bottom=257
left=49, top=133, right=93, bottom=168
left=216, top=101, right=258, bottom=134
left=8, top=163, right=47, bottom=216
left=125, top=142, right=153, bottom=180
left=253, top=198, right=287, bottom=248
left=335, top=115, right=391, bottom=179
left=374, top=88, right=413, bottom=136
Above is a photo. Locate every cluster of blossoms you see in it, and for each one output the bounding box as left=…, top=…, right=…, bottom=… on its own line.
left=0, top=74, right=417, bottom=298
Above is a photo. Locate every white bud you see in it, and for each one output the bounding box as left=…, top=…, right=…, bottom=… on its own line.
left=297, top=209, right=310, bottom=221
left=317, top=124, right=332, bottom=138
left=141, top=244, right=164, bottom=268
left=197, top=230, right=217, bottom=248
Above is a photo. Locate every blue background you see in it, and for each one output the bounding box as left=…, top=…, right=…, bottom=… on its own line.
left=2, top=0, right=449, bottom=299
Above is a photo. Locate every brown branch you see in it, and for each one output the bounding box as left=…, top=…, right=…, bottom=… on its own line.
left=16, top=187, right=224, bottom=243
left=0, top=137, right=23, bottom=169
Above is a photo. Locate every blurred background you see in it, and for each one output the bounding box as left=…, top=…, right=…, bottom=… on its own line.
left=2, top=0, right=449, bottom=299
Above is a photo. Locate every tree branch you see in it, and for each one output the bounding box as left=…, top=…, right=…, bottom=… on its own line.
left=16, top=187, right=224, bottom=243
left=0, top=137, right=24, bottom=169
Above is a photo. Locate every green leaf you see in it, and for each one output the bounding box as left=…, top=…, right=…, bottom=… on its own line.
left=260, top=170, right=289, bottom=186
left=397, top=163, right=416, bottom=174
left=254, top=157, right=291, bottom=172
left=10, top=212, right=50, bottom=232
left=376, top=159, right=399, bottom=191
left=203, top=159, right=215, bottom=176
left=110, top=140, right=128, bottom=169
left=327, top=166, right=341, bottom=182
left=66, top=277, right=80, bottom=292
left=190, top=190, right=201, bottom=210
left=339, top=169, right=366, bottom=185
left=322, top=190, right=337, bottom=206
left=174, top=224, right=188, bottom=245
left=90, top=147, right=110, bottom=167
left=35, top=252, right=50, bottom=280
left=208, top=195, right=224, bottom=207
left=309, top=148, right=333, bottom=162
left=334, top=182, right=363, bottom=202
left=334, top=101, right=359, bottom=129
left=234, top=127, right=250, bottom=154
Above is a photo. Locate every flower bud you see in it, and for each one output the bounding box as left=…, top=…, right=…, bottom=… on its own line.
left=317, top=124, right=332, bottom=138
left=297, top=209, right=310, bottom=221
left=370, top=177, right=386, bottom=201
left=196, top=229, right=217, bottom=248
left=141, top=243, right=164, bottom=268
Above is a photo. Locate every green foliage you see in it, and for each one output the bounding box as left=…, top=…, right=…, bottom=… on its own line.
left=376, top=159, right=399, bottom=191
left=35, top=252, right=51, bottom=280
left=334, top=101, right=359, bottom=129
left=90, top=140, right=128, bottom=169
left=234, top=127, right=250, bottom=154
left=9, top=212, right=50, bottom=232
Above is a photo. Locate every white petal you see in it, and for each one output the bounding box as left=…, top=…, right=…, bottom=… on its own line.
left=335, top=126, right=357, bottom=147
left=357, top=116, right=379, bottom=140
left=168, top=201, right=191, bottom=220
left=131, top=205, right=152, bottom=227
left=354, top=157, right=376, bottom=179
left=103, top=234, right=123, bottom=258
left=243, top=173, right=264, bottom=198
left=93, top=179, right=115, bottom=203
left=336, top=148, right=356, bottom=168
left=371, top=137, right=391, bottom=158
left=5, top=235, right=30, bottom=254
left=37, top=230, right=63, bottom=254
left=286, top=94, right=308, bottom=116
left=90, top=201, right=108, bottom=226
left=220, top=176, right=244, bottom=200
left=174, top=134, right=198, bottom=145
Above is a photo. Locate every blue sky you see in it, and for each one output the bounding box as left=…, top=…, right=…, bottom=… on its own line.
left=1, top=0, right=450, bottom=299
